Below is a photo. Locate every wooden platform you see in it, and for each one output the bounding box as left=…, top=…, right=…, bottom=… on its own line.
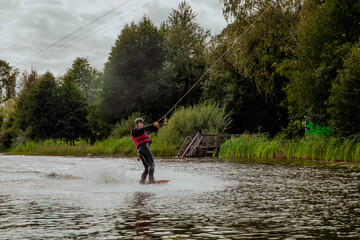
left=177, top=133, right=241, bottom=158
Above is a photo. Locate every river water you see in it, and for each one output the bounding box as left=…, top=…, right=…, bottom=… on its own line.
left=0, top=155, right=359, bottom=239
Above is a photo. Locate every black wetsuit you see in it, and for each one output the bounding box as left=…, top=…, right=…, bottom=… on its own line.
left=131, top=124, right=156, bottom=184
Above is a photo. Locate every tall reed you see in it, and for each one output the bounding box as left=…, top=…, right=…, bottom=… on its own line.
left=9, top=135, right=178, bottom=157
left=219, top=134, right=360, bottom=162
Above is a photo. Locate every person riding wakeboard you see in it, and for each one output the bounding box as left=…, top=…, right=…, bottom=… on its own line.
left=131, top=118, right=159, bottom=184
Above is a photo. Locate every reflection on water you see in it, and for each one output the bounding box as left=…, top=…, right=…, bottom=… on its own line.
left=132, top=192, right=154, bottom=238
left=0, top=155, right=359, bottom=239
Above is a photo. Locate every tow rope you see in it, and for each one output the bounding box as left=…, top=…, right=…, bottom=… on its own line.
left=156, top=4, right=274, bottom=124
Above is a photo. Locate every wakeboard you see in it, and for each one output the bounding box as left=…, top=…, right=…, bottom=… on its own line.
left=151, top=180, right=170, bottom=184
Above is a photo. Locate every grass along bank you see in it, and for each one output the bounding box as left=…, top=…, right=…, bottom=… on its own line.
left=8, top=135, right=179, bottom=157
left=9, top=133, right=360, bottom=171
left=218, top=134, right=360, bottom=162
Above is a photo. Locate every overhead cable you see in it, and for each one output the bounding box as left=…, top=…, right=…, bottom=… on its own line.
left=15, top=0, right=134, bottom=67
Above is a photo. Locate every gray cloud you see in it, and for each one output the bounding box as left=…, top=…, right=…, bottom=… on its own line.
left=0, top=0, right=21, bottom=12
left=0, top=0, right=226, bottom=77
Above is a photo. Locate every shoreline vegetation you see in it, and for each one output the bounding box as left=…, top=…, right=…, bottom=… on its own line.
left=1, top=2, right=359, bottom=174
left=8, top=134, right=360, bottom=171
left=218, top=134, right=360, bottom=162
left=218, top=134, right=360, bottom=171
left=7, top=137, right=178, bottom=157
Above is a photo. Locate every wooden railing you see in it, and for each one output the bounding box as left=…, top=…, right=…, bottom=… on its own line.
left=177, top=133, right=242, bottom=158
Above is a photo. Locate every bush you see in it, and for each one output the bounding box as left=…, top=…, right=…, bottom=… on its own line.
left=110, top=112, right=145, bottom=138
left=157, top=102, right=230, bottom=144
left=0, top=99, right=18, bottom=150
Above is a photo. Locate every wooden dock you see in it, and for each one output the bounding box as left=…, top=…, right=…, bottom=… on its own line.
left=177, top=133, right=241, bottom=158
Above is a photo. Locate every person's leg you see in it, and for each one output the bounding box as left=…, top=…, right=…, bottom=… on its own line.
left=138, top=143, right=155, bottom=184
left=143, top=144, right=155, bottom=183
left=148, top=165, right=155, bottom=184
left=139, top=155, right=148, bottom=184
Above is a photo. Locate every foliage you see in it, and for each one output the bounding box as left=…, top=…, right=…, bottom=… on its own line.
left=219, top=133, right=283, bottom=159
left=219, top=133, right=360, bottom=162
left=15, top=67, right=99, bottom=145
left=110, top=112, right=144, bottom=139
left=63, top=57, right=103, bottom=103
left=281, top=0, right=360, bottom=125
left=0, top=60, right=18, bottom=102
left=160, top=1, right=210, bottom=107
left=202, top=33, right=288, bottom=135
left=18, top=69, right=38, bottom=92
left=102, top=16, right=164, bottom=124
left=93, top=137, right=136, bottom=156
left=2, top=0, right=360, bottom=152
left=223, top=0, right=301, bottom=97
left=328, top=41, right=360, bottom=136
left=305, top=121, right=332, bottom=138
left=215, top=0, right=301, bottom=135
left=56, top=75, right=90, bottom=145
left=16, top=70, right=39, bottom=137
left=220, top=0, right=302, bottom=22
left=62, top=57, right=106, bottom=144
left=18, top=72, right=59, bottom=140
left=11, top=139, right=110, bottom=156
left=150, top=133, right=180, bottom=156
left=10, top=133, right=360, bottom=162
left=0, top=99, right=18, bottom=149
left=87, top=105, right=109, bottom=144
left=10, top=136, right=178, bottom=157
left=157, top=102, right=229, bottom=144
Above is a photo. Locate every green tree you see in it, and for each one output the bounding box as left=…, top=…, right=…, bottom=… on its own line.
left=17, top=69, right=93, bottom=143
left=160, top=1, right=210, bottom=107
left=64, top=57, right=103, bottom=102
left=220, top=0, right=301, bottom=96
left=63, top=57, right=105, bottom=143
left=18, top=69, right=38, bottom=92
left=281, top=0, right=360, bottom=124
left=19, top=72, right=59, bottom=140
left=328, top=41, right=360, bottom=136
left=101, top=16, right=164, bottom=125
left=0, top=99, right=18, bottom=149
left=203, top=34, right=287, bottom=135
left=56, top=76, right=90, bottom=145
left=0, top=60, right=19, bottom=101
left=219, top=0, right=302, bottom=135
left=16, top=69, right=39, bottom=135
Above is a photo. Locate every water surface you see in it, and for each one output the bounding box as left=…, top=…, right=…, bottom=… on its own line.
left=0, top=155, right=359, bottom=239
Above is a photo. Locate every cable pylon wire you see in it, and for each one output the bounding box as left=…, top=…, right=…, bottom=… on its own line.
left=15, top=0, right=134, bottom=67
left=34, top=0, right=155, bottom=64
left=156, top=4, right=273, bottom=123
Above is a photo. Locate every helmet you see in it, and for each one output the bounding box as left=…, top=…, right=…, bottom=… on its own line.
left=134, top=118, right=144, bottom=124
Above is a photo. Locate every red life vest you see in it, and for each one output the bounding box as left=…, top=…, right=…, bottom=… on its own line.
left=131, top=130, right=152, bottom=148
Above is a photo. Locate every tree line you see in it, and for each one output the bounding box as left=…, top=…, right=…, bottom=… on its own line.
left=0, top=0, right=359, bottom=149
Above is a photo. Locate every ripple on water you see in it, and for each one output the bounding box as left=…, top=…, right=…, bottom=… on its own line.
left=0, top=156, right=359, bottom=239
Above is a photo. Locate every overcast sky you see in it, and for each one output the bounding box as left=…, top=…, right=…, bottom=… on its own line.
left=0, top=0, right=227, bottom=77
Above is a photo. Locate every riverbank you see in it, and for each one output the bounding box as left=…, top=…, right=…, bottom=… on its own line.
left=7, top=134, right=360, bottom=171
left=8, top=137, right=179, bottom=157
left=218, top=134, right=360, bottom=171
